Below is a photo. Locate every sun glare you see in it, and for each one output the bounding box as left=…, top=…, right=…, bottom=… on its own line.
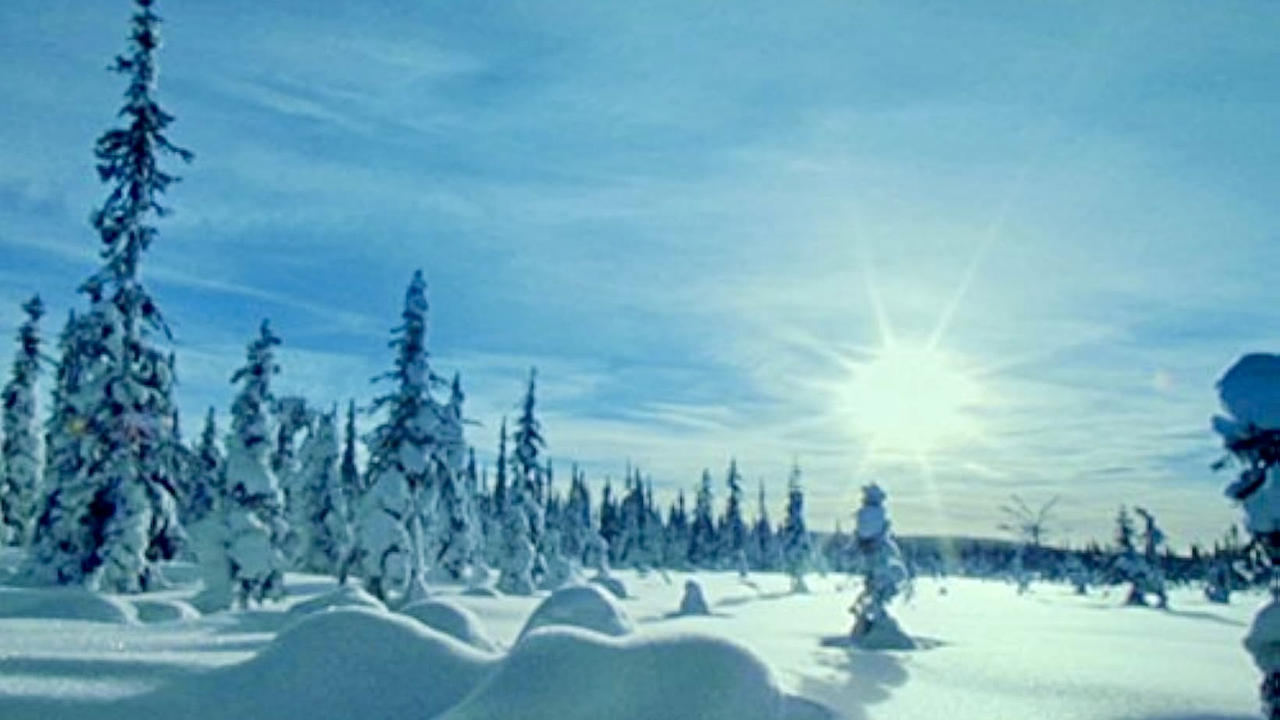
left=840, top=344, right=982, bottom=456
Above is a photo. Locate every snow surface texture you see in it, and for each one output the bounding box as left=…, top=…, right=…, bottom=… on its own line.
left=400, top=598, right=499, bottom=652
left=517, top=583, right=635, bottom=641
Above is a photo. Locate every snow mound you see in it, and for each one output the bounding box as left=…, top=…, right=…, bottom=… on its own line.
left=518, top=583, right=634, bottom=641
left=287, top=584, right=386, bottom=617
left=113, top=608, right=493, bottom=720
left=0, top=587, right=137, bottom=624
left=852, top=614, right=917, bottom=651
left=401, top=599, right=499, bottom=652
left=677, top=579, right=712, bottom=616
left=1217, top=353, right=1280, bottom=431
left=588, top=571, right=628, bottom=599
left=440, top=626, right=826, bottom=720
left=132, top=598, right=200, bottom=623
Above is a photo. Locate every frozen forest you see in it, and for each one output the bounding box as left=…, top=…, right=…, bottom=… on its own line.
left=0, top=1, right=1277, bottom=719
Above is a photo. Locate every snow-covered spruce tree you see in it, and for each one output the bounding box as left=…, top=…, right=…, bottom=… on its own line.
left=29, top=311, right=101, bottom=584
left=1, top=296, right=44, bottom=545
left=427, top=374, right=474, bottom=582
left=31, top=1, right=193, bottom=592
left=779, top=463, right=814, bottom=593
left=1211, top=353, right=1280, bottom=718
left=664, top=490, right=691, bottom=570
left=511, top=368, right=547, bottom=546
left=292, top=408, right=351, bottom=575
left=483, top=417, right=509, bottom=569
left=560, top=465, right=592, bottom=565
left=356, top=270, right=445, bottom=603
left=195, top=321, right=290, bottom=609
left=1134, top=507, right=1168, bottom=608
left=1112, top=506, right=1158, bottom=606
left=688, top=469, right=718, bottom=567
left=599, top=477, right=621, bottom=561
left=850, top=483, right=913, bottom=649
left=338, top=399, right=361, bottom=505
left=749, top=480, right=778, bottom=572
left=498, top=369, right=545, bottom=594
left=718, top=459, right=747, bottom=567
left=271, top=395, right=311, bottom=480
left=182, top=407, right=223, bottom=526
left=617, top=470, right=645, bottom=568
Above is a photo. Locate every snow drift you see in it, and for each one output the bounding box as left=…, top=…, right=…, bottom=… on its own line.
left=517, top=583, right=634, bottom=641
left=105, top=608, right=493, bottom=720
left=441, top=625, right=829, bottom=720
left=400, top=598, right=500, bottom=652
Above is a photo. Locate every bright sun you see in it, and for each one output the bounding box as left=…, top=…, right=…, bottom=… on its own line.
left=839, top=344, right=982, bottom=456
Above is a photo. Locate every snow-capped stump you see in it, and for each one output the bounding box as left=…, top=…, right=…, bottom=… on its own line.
left=113, top=608, right=494, bottom=720
left=0, top=587, right=138, bottom=624
left=677, top=579, right=712, bottom=616
left=440, top=626, right=833, bottom=720
left=287, top=584, right=387, bottom=618
left=517, top=583, right=634, bottom=641
left=400, top=599, right=499, bottom=653
left=132, top=598, right=200, bottom=623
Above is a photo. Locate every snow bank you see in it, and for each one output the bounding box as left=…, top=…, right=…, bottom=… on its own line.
left=440, top=626, right=811, bottom=720
left=287, top=584, right=386, bottom=617
left=517, top=583, right=634, bottom=641
left=1217, top=353, right=1280, bottom=431
left=0, top=587, right=137, bottom=624
left=111, top=608, right=493, bottom=720
left=400, top=599, right=499, bottom=652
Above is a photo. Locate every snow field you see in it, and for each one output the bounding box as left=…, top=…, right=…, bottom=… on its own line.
left=0, top=568, right=1263, bottom=720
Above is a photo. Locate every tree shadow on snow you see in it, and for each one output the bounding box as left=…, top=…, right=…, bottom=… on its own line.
left=1070, top=602, right=1246, bottom=628
left=789, top=637, right=915, bottom=720
left=1133, top=714, right=1256, bottom=720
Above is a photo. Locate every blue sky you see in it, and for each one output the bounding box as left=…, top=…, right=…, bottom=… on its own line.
left=2, top=0, right=1278, bottom=546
